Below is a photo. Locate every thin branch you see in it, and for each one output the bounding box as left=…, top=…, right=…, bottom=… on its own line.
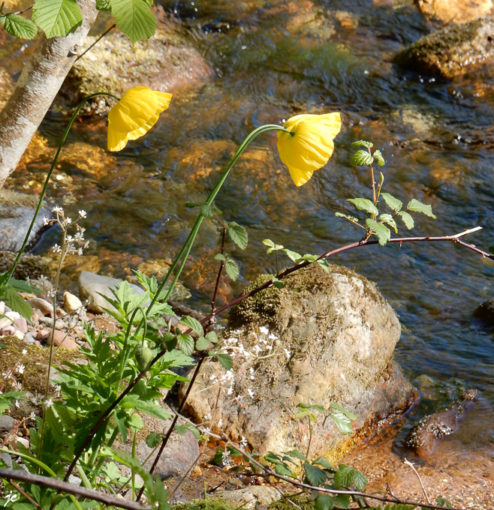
left=75, top=24, right=116, bottom=62
left=7, top=479, right=42, bottom=508
left=211, top=225, right=227, bottom=317
left=404, top=458, right=431, bottom=504
left=0, top=468, right=150, bottom=510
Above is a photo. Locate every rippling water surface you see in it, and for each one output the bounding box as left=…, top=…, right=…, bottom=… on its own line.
left=9, top=0, right=494, bottom=454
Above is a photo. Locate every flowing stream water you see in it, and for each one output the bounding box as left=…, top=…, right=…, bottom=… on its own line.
left=3, top=0, right=494, bottom=465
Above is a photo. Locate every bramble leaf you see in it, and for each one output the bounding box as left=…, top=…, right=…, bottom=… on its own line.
left=373, top=149, right=385, bottom=166
left=195, top=336, right=210, bottom=351
left=381, top=192, right=402, bottom=212
left=335, top=212, right=360, bottom=223
left=111, top=0, right=156, bottom=44
left=32, top=0, right=82, bottom=37
left=0, top=13, right=37, bottom=39
left=227, top=222, right=248, bottom=250
left=177, top=334, right=194, bottom=355
left=398, top=211, right=414, bottom=230
left=179, top=316, right=204, bottom=336
left=407, top=198, right=437, bottom=219
left=366, top=219, right=391, bottom=246
left=347, top=198, right=379, bottom=216
left=225, top=259, right=239, bottom=281
left=305, top=462, right=327, bottom=486
left=351, top=149, right=374, bottom=166
left=315, top=495, right=335, bottom=510
left=216, top=353, right=233, bottom=371
left=379, top=213, right=398, bottom=233
left=351, top=140, right=373, bottom=149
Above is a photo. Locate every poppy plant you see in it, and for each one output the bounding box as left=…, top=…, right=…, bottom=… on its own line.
left=276, top=112, right=341, bottom=186
left=107, top=86, right=172, bottom=152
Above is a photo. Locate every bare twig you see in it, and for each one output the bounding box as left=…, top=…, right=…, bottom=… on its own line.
left=0, top=468, right=150, bottom=510
left=7, top=479, right=42, bottom=508
left=75, top=24, right=116, bottom=62
left=211, top=225, right=227, bottom=318
left=404, top=458, right=431, bottom=504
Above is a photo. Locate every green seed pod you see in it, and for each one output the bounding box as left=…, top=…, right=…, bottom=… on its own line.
left=135, top=344, right=153, bottom=371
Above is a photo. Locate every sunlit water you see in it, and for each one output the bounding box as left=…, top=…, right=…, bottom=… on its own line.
left=5, top=0, right=494, bottom=457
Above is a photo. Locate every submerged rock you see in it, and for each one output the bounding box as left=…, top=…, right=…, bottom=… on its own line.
left=474, top=298, right=494, bottom=325
left=183, top=264, right=414, bottom=460
left=415, top=0, right=493, bottom=24
left=395, top=17, right=494, bottom=78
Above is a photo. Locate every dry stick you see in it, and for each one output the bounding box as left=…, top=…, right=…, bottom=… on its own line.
left=7, top=479, right=42, bottom=508
left=210, top=224, right=227, bottom=319
left=74, top=24, right=116, bottom=62
left=404, top=458, right=431, bottom=505
left=0, top=468, right=150, bottom=510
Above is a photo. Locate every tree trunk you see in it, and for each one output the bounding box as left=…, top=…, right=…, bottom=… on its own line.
left=0, top=0, right=98, bottom=188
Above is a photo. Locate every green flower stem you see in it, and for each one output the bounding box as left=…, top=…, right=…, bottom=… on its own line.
left=148, top=123, right=289, bottom=312
left=5, top=92, right=118, bottom=283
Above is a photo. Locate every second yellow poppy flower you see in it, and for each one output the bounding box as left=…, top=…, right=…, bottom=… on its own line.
left=277, top=112, right=342, bottom=186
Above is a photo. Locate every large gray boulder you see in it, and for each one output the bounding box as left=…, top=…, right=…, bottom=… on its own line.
left=395, top=17, right=494, bottom=79
left=183, top=264, right=415, bottom=460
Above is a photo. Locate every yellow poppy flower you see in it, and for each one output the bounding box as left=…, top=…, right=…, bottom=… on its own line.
left=107, top=86, right=172, bottom=152
left=277, top=112, right=341, bottom=186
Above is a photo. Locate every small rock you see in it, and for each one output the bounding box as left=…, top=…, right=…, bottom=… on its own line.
left=0, top=452, right=12, bottom=468
left=48, top=330, right=79, bottom=350
left=212, top=486, right=281, bottom=509
left=13, top=330, right=24, bottom=341
left=415, top=0, right=493, bottom=24
left=474, top=298, right=494, bottom=325
left=13, top=316, right=28, bottom=334
left=16, top=437, right=29, bottom=449
left=24, top=332, right=36, bottom=345
left=0, top=415, right=14, bottom=431
left=63, top=291, right=83, bottom=312
left=0, top=301, right=5, bottom=315
left=29, top=297, right=54, bottom=317
left=35, top=328, right=51, bottom=342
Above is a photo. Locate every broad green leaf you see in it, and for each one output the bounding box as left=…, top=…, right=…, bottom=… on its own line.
left=304, top=462, right=327, bottom=486
left=381, top=192, right=402, bottom=212
left=177, top=333, right=194, bottom=355
left=312, top=457, right=334, bottom=470
left=32, top=0, right=82, bottom=37
left=111, top=0, right=156, bottom=44
left=315, top=495, right=335, bottom=510
left=179, top=316, right=204, bottom=336
left=335, top=212, right=359, bottom=223
left=274, top=462, right=294, bottom=477
left=263, top=238, right=284, bottom=253
left=96, top=0, right=111, bottom=10
left=129, top=413, right=143, bottom=430
left=145, top=432, right=162, bottom=448
left=284, top=449, right=306, bottom=461
left=216, top=353, right=233, bottom=371
left=398, top=211, right=414, bottom=230
left=366, top=218, right=391, bottom=246
left=129, top=397, right=172, bottom=420
left=317, top=259, right=330, bottom=273
left=334, top=464, right=367, bottom=490
left=329, top=409, right=353, bottom=434
left=0, top=13, right=37, bottom=39
left=214, top=253, right=226, bottom=262
left=205, top=331, right=218, bottom=343
left=373, top=149, right=385, bottom=166
left=227, top=221, right=248, bottom=250
left=300, top=254, right=318, bottom=263
left=329, top=403, right=357, bottom=421
left=351, top=140, right=373, bottom=149
left=195, top=336, right=210, bottom=351
left=4, top=287, right=32, bottom=319
left=347, top=198, right=378, bottom=216
left=272, top=277, right=284, bottom=289
left=350, top=468, right=368, bottom=491
left=407, top=198, right=437, bottom=219
left=351, top=149, right=373, bottom=166
left=379, top=213, right=397, bottom=233
left=225, top=259, right=239, bottom=281
left=283, top=249, right=301, bottom=262
left=332, top=494, right=350, bottom=508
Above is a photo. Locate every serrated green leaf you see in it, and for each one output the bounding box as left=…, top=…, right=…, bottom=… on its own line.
left=179, top=316, right=204, bottom=336
left=398, top=211, right=414, bottom=230
left=283, top=248, right=301, bottom=262
left=227, top=222, right=248, bottom=250
left=272, top=277, right=284, bottom=289
left=4, top=287, right=32, bottom=320
left=216, top=353, right=233, bottom=371
left=300, top=254, right=318, bottom=262
left=145, top=431, right=162, bottom=448
left=111, top=0, right=156, bottom=43
left=177, top=334, right=194, bottom=355
left=205, top=331, right=218, bottom=343
left=366, top=218, right=391, bottom=246
left=381, top=192, right=402, bottom=212
left=406, top=198, right=437, bottom=219
left=334, top=464, right=367, bottom=491
left=329, top=409, right=353, bottom=434
left=317, top=259, right=330, bottom=273
left=225, top=259, right=239, bottom=281
left=263, top=238, right=284, bottom=254
left=329, top=402, right=357, bottom=421
left=347, top=198, right=379, bottom=216
left=312, top=457, right=334, bottom=470
left=305, top=462, right=327, bottom=486
left=315, top=494, right=335, bottom=510
left=373, top=149, right=385, bottom=166
left=379, top=213, right=398, bottom=233
left=335, top=212, right=360, bottom=223
left=332, top=494, right=350, bottom=508
left=96, top=0, right=111, bottom=10
left=350, top=469, right=368, bottom=491
left=351, top=149, right=374, bottom=167
left=274, top=462, right=294, bottom=477
left=32, top=0, right=82, bottom=37
left=351, top=140, right=373, bottom=149
left=1, top=13, right=37, bottom=39
left=195, top=336, right=210, bottom=351
left=284, top=449, right=306, bottom=461
left=214, top=253, right=226, bottom=262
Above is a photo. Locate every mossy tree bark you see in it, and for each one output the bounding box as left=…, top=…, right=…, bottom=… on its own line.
left=0, top=0, right=98, bottom=188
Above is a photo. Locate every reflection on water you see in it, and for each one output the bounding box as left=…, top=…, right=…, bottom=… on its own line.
left=9, top=0, right=494, bottom=453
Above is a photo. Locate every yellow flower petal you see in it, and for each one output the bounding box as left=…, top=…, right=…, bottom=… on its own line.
left=277, top=112, right=341, bottom=186
left=107, top=86, right=172, bottom=152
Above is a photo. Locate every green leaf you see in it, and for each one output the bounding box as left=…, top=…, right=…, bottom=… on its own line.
left=177, top=334, right=194, bottom=356
left=305, top=463, right=327, bottom=486
left=205, top=331, right=218, bottom=344
left=317, top=259, right=330, bottom=273
left=351, top=149, right=374, bottom=166
left=179, top=316, right=204, bottom=336
left=334, top=464, right=367, bottom=490
left=145, top=432, right=162, bottom=448
left=315, top=494, right=335, bottom=510
left=129, top=413, right=143, bottom=430
left=332, top=494, right=350, bottom=508
left=195, top=336, right=210, bottom=351
left=329, top=402, right=356, bottom=421
left=214, top=253, right=226, bottom=262
left=372, top=149, right=385, bottom=166
left=312, top=457, right=334, bottom=470
left=32, top=0, right=82, bottom=37
left=351, top=140, right=373, bottom=149
left=283, top=248, right=302, bottom=262
left=110, top=0, right=156, bottom=44
left=127, top=397, right=172, bottom=421
left=225, top=259, right=239, bottom=281
left=227, top=222, right=248, bottom=250
left=216, top=353, right=233, bottom=371
left=379, top=213, right=398, bottom=233
left=272, top=277, right=284, bottom=289
left=4, top=287, right=32, bottom=320
left=96, top=0, right=111, bottom=10
left=381, top=192, right=402, bottom=212
left=0, top=13, right=37, bottom=39
left=398, top=211, right=414, bottom=230
left=407, top=198, right=437, bottom=219
left=274, top=462, right=294, bottom=477
left=347, top=198, right=378, bottom=216
left=350, top=469, right=368, bottom=491
left=284, top=449, right=306, bottom=461
left=366, top=218, right=391, bottom=246
left=262, top=238, right=283, bottom=254
left=329, top=409, right=353, bottom=434
left=335, top=212, right=360, bottom=223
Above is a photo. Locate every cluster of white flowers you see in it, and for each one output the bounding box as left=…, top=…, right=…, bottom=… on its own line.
left=46, top=206, right=89, bottom=257
left=221, top=447, right=232, bottom=467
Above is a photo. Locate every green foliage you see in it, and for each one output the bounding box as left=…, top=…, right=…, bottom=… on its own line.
left=0, top=274, right=41, bottom=319
left=214, top=253, right=240, bottom=281
left=110, top=0, right=157, bottom=44
left=0, top=391, right=24, bottom=415
left=227, top=221, right=248, bottom=250
left=32, top=0, right=82, bottom=38
left=351, top=149, right=374, bottom=167
left=0, top=13, right=37, bottom=39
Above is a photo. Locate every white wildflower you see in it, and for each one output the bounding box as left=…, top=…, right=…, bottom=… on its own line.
left=15, top=400, right=19, bottom=408
left=247, top=388, right=255, bottom=399
left=239, top=436, right=248, bottom=449
left=52, top=206, right=63, bottom=214
left=221, top=448, right=232, bottom=467
left=17, top=364, right=25, bottom=374
left=284, top=348, right=291, bottom=359
left=45, top=398, right=53, bottom=408
left=21, top=349, right=27, bottom=355
left=78, top=210, right=87, bottom=218
left=30, top=412, right=36, bottom=420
